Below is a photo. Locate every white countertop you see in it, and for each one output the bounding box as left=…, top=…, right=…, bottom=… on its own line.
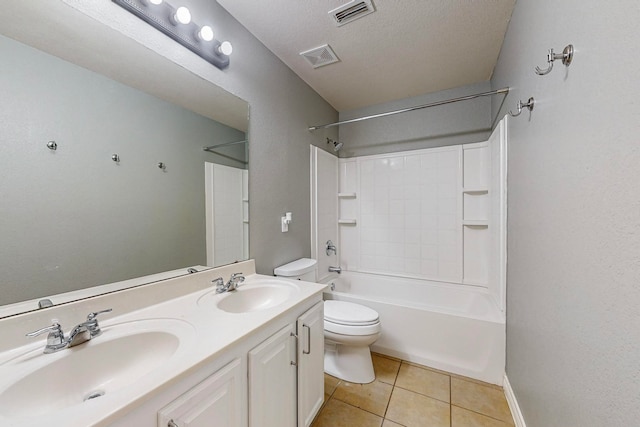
left=0, top=260, right=326, bottom=427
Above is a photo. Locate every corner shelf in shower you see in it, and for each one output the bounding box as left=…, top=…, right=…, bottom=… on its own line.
left=463, top=220, right=488, bottom=227
left=338, top=219, right=357, bottom=225
left=338, top=192, right=357, bottom=198
left=462, top=188, right=488, bottom=194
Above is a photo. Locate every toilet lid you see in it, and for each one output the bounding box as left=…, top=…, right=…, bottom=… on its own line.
left=324, top=300, right=379, bottom=326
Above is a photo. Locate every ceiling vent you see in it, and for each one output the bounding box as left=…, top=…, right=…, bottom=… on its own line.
left=329, top=0, right=376, bottom=27
left=300, top=44, right=340, bottom=69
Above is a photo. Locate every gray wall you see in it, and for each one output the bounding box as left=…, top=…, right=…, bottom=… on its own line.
left=0, top=34, right=245, bottom=304
left=337, top=82, right=493, bottom=158
left=162, top=0, right=339, bottom=274
left=491, top=1, right=640, bottom=425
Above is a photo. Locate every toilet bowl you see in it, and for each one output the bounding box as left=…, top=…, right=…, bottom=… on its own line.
left=323, top=300, right=381, bottom=384
left=273, top=259, right=382, bottom=384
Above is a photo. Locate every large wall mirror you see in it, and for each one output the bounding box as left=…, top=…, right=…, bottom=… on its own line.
left=0, top=26, right=249, bottom=317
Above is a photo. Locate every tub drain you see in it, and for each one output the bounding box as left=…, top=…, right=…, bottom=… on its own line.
left=83, top=390, right=105, bottom=401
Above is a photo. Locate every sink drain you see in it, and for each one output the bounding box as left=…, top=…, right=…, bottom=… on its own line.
left=83, top=390, right=105, bottom=401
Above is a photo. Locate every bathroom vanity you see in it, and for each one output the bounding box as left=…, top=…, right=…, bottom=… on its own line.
left=0, top=260, right=326, bottom=427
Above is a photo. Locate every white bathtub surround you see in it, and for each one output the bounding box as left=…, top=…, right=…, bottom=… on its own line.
left=322, top=272, right=505, bottom=384
left=337, top=118, right=507, bottom=307
left=310, top=146, right=339, bottom=281
left=310, top=119, right=508, bottom=384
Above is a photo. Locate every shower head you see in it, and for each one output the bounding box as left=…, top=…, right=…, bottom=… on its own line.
left=327, top=138, right=343, bottom=152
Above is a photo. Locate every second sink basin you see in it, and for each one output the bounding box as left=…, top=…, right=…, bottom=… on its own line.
left=199, top=279, right=299, bottom=313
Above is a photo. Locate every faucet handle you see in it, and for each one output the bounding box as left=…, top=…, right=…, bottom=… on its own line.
left=212, top=277, right=226, bottom=293
left=229, top=272, right=245, bottom=286
left=26, top=322, right=64, bottom=339
left=87, top=308, right=112, bottom=321
left=86, top=309, right=112, bottom=337
left=26, top=323, right=67, bottom=353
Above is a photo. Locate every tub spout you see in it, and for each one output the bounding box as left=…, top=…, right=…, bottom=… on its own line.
left=328, top=266, right=342, bottom=274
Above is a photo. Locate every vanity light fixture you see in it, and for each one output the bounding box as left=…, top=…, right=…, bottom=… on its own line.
left=219, top=41, right=233, bottom=55
left=171, top=6, right=191, bottom=25
left=112, top=0, right=232, bottom=70
left=198, top=25, right=214, bottom=42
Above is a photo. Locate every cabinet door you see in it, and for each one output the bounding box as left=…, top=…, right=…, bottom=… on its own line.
left=297, top=301, right=325, bottom=427
left=248, top=324, right=297, bottom=427
left=158, top=358, right=243, bottom=427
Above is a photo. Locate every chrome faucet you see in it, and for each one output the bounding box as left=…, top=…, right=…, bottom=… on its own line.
left=26, top=309, right=112, bottom=354
left=214, top=272, right=245, bottom=294
left=328, top=266, right=342, bottom=274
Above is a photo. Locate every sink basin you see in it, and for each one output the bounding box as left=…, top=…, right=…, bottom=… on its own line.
left=201, top=279, right=299, bottom=313
left=0, top=318, right=194, bottom=418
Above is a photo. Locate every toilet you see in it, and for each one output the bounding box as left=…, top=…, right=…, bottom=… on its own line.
left=274, top=258, right=382, bottom=384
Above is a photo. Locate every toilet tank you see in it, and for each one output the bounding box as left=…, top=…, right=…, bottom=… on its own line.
left=274, top=258, right=317, bottom=282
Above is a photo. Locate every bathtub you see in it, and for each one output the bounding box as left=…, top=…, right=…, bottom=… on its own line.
left=320, top=271, right=505, bottom=385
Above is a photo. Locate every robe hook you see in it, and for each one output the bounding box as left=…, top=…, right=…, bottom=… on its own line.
left=535, top=44, right=574, bottom=75
left=508, top=97, right=535, bottom=117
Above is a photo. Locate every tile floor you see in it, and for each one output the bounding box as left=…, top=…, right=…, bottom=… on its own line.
left=312, top=353, right=515, bottom=427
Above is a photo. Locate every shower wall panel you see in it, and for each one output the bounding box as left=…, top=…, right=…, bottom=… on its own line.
left=341, top=146, right=464, bottom=283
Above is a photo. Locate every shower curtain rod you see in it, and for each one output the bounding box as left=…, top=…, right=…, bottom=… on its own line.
left=203, top=139, right=247, bottom=151
left=203, top=139, right=248, bottom=165
left=308, top=87, right=510, bottom=131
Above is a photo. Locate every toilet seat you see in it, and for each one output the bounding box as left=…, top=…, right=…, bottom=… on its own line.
left=324, top=301, right=381, bottom=336
left=324, top=319, right=381, bottom=336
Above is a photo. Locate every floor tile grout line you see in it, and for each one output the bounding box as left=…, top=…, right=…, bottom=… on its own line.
left=449, top=375, right=452, bottom=427
left=381, top=360, right=401, bottom=420
left=450, top=404, right=514, bottom=425
left=392, top=383, right=452, bottom=405
left=329, top=396, right=386, bottom=421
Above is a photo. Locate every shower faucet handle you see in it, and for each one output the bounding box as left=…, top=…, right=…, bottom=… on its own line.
left=326, top=240, right=337, bottom=256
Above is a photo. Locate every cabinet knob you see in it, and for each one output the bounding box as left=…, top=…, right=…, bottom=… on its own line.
left=168, top=420, right=179, bottom=427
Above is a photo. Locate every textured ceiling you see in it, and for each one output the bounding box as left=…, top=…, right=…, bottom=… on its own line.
left=217, top=0, right=515, bottom=112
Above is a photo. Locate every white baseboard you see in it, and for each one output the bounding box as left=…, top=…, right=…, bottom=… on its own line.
left=503, top=374, right=526, bottom=427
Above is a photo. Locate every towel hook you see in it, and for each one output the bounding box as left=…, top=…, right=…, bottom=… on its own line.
left=508, top=97, right=535, bottom=117
left=535, top=44, right=574, bottom=75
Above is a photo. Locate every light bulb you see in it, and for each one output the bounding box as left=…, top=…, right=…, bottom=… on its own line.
left=148, top=0, right=162, bottom=4
left=198, top=25, right=214, bottom=42
left=219, top=41, right=233, bottom=56
left=173, top=6, right=191, bottom=25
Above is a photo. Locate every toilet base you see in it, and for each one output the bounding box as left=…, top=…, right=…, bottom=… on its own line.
left=324, top=342, right=375, bottom=384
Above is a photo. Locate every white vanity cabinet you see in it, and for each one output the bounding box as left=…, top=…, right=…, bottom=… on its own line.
left=296, top=301, right=325, bottom=427
left=248, top=301, right=325, bottom=427
left=158, top=358, right=243, bottom=427
left=248, top=324, right=297, bottom=427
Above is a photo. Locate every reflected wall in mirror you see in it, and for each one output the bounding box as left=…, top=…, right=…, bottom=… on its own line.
left=0, top=33, right=249, bottom=314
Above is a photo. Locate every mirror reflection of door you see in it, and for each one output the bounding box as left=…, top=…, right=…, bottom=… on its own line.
left=205, top=163, right=249, bottom=267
